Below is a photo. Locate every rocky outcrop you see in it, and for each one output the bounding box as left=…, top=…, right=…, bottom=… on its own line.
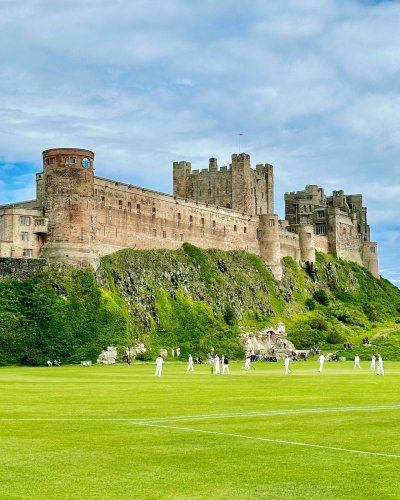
left=97, top=346, right=117, bottom=364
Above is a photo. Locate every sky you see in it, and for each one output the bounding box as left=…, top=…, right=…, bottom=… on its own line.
left=0, top=0, right=399, bottom=285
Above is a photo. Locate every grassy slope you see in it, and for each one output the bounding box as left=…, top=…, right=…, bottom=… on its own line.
left=1, top=362, right=400, bottom=499
left=0, top=266, right=128, bottom=365
left=1, top=245, right=400, bottom=364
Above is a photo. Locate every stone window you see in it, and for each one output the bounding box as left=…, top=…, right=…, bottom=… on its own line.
left=369, top=246, right=375, bottom=254
left=137, top=204, right=141, bottom=214
left=119, top=200, right=123, bottom=209
left=269, top=219, right=275, bottom=226
left=180, top=234, right=184, bottom=241
left=201, top=217, right=205, bottom=225
left=127, top=202, right=131, bottom=212
left=317, top=210, right=325, bottom=219
left=21, top=232, right=29, bottom=241
left=152, top=207, right=156, bottom=217
left=316, top=224, right=326, bottom=235
left=262, top=192, right=264, bottom=199
left=257, top=228, right=263, bottom=239
left=307, top=233, right=311, bottom=239
left=35, top=219, right=45, bottom=226
left=64, top=157, right=76, bottom=164
left=234, top=224, right=237, bottom=232
left=244, top=227, right=247, bottom=234
left=189, top=215, right=193, bottom=225
left=153, top=229, right=157, bottom=237
left=20, top=216, right=30, bottom=225
left=46, top=175, right=52, bottom=184
left=163, top=231, right=166, bottom=239
left=300, top=215, right=309, bottom=224
left=22, top=249, right=33, bottom=257
left=101, top=196, right=105, bottom=203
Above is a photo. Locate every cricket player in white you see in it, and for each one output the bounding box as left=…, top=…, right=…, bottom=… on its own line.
left=354, top=353, right=361, bottom=368
left=187, top=354, right=194, bottom=371
left=214, top=354, right=220, bottom=374
left=243, top=356, right=251, bottom=372
left=155, top=354, right=164, bottom=377
left=370, top=354, right=376, bottom=371
left=284, top=355, right=291, bottom=375
left=377, top=354, right=384, bottom=376
left=318, top=353, right=325, bottom=372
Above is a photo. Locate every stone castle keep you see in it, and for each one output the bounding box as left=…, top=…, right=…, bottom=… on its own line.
left=0, top=147, right=379, bottom=279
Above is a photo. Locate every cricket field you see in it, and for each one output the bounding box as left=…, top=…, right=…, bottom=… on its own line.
left=1, top=361, right=400, bottom=499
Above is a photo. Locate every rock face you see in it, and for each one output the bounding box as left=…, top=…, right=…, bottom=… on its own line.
left=239, top=323, right=295, bottom=358
left=97, top=346, right=117, bottom=364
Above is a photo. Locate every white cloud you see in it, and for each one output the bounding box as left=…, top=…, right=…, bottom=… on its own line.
left=0, top=0, right=399, bottom=284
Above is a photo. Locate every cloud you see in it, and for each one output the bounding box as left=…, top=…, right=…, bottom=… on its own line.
left=0, top=0, right=399, bottom=284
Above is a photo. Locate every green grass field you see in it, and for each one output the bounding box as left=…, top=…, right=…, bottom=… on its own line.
left=1, top=360, right=400, bottom=499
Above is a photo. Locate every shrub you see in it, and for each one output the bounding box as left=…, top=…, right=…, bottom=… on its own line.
left=313, top=290, right=330, bottom=306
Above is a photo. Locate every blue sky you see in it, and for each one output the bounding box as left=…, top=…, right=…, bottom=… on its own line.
left=0, top=0, right=399, bottom=286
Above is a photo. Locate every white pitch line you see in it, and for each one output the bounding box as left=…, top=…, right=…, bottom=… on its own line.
left=135, top=422, right=400, bottom=459
left=1, top=404, right=400, bottom=423
left=132, top=404, right=400, bottom=424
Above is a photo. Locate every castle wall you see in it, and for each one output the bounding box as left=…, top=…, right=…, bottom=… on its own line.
left=93, top=176, right=260, bottom=258
left=278, top=227, right=300, bottom=260
left=314, top=235, right=329, bottom=253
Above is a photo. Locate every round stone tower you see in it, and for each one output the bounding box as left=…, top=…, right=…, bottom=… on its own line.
left=41, top=148, right=98, bottom=266
left=297, top=224, right=316, bottom=263
left=258, top=214, right=282, bottom=280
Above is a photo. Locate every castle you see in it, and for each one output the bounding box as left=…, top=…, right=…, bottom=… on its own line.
left=0, top=147, right=379, bottom=279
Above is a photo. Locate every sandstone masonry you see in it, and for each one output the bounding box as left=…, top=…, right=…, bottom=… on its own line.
left=0, top=148, right=379, bottom=279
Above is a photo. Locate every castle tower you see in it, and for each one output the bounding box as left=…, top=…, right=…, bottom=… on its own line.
left=255, top=163, right=274, bottom=215
left=297, top=224, right=316, bottom=263
left=173, top=161, right=192, bottom=199
left=231, top=153, right=253, bottom=214
left=362, top=242, right=379, bottom=278
left=41, top=148, right=98, bottom=266
left=258, top=214, right=282, bottom=280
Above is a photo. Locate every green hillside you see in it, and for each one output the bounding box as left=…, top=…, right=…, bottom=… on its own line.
left=0, top=245, right=399, bottom=365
